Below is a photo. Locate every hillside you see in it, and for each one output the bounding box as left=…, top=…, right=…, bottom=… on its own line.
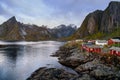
left=71, top=1, right=120, bottom=39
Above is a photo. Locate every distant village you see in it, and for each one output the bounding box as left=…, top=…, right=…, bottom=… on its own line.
left=67, top=37, right=120, bottom=56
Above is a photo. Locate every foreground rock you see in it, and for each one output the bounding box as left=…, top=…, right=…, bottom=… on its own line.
left=53, top=44, right=120, bottom=80
left=27, top=67, right=77, bottom=80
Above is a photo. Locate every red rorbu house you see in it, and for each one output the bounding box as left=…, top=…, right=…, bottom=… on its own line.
left=108, top=38, right=120, bottom=45
left=82, top=45, right=102, bottom=53
left=110, top=47, right=120, bottom=56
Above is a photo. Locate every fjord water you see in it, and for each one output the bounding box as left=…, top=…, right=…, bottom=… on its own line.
left=0, top=41, right=66, bottom=80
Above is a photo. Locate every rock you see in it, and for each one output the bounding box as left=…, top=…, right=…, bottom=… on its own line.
left=74, top=74, right=95, bottom=80
left=57, top=47, right=96, bottom=68
left=101, top=1, right=120, bottom=32
left=27, top=67, right=77, bottom=80
left=72, top=1, right=120, bottom=39
left=73, top=10, right=103, bottom=38
left=54, top=43, right=120, bottom=80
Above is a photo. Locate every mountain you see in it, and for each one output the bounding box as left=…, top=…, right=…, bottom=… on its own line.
left=51, top=24, right=77, bottom=38
left=0, top=16, right=52, bottom=41
left=0, top=17, right=76, bottom=41
left=0, top=16, right=23, bottom=40
left=72, top=1, right=120, bottom=39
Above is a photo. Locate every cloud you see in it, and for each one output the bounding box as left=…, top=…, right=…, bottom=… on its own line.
left=36, top=0, right=117, bottom=27
left=0, top=0, right=120, bottom=28
left=0, top=15, right=7, bottom=24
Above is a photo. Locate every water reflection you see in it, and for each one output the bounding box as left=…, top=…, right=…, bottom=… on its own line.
left=0, top=45, right=24, bottom=80
left=3, top=45, right=24, bottom=64
left=0, top=41, right=65, bottom=80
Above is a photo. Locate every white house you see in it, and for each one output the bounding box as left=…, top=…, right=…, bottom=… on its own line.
left=75, top=39, right=83, bottom=42
left=95, top=40, right=108, bottom=46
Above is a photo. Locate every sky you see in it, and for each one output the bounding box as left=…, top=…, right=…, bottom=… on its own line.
left=0, top=0, right=120, bottom=28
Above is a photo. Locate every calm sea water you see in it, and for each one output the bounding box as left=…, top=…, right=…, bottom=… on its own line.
left=0, top=41, right=72, bottom=80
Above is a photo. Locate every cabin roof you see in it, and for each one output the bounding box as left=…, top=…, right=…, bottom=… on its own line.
left=96, top=40, right=107, bottom=43
left=111, top=39, right=120, bottom=42
left=86, top=45, right=103, bottom=48
left=110, top=47, right=120, bottom=52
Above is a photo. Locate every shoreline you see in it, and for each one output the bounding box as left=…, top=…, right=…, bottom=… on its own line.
left=27, top=42, right=120, bottom=80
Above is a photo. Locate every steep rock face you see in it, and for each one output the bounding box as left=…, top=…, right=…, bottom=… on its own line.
left=74, top=10, right=103, bottom=38
left=20, top=24, right=52, bottom=41
left=101, top=1, right=120, bottom=32
left=73, top=1, right=120, bottom=39
left=0, top=16, right=23, bottom=40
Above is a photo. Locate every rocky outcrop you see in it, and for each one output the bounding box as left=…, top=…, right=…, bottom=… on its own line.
left=52, top=44, right=120, bottom=80
left=27, top=67, right=77, bottom=80
left=0, top=17, right=76, bottom=41
left=73, top=1, right=120, bottom=39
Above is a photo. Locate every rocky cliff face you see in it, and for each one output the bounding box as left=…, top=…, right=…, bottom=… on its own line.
left=0, top=17, right=76, bottom=41
left=0, top=16, right=23, bottom=40
left=73, top=1, right=120, bottom=39
left=101, top=1, right=120, bottom=32
left=74, top=10, right=103, bottom=38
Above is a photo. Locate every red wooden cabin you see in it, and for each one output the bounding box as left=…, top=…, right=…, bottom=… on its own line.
left=82, top=45, right=101, bottom=53
left=108, top=38, right=120, bottom=45
left=110, top=47, right=120, bottom=56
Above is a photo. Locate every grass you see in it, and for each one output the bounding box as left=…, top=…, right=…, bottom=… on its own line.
left=111, top=44, right=120, bottom=47
left=84, top=27, right=120, bottom=40
left=64, top=40, right=83, bottom=49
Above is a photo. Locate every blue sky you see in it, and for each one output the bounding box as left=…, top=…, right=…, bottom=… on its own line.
left=0, top=0, right=120, bottom=28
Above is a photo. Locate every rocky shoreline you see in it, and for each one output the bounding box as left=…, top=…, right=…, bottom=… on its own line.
left=27, top=67, right=77, bottom=80
left=27, top=43, right=120, bottom=80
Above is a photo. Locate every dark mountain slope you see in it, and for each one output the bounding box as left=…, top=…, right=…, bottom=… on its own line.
left=72, top=1, right=120, bottom=39
left=0, top=16, right=23, bottom=40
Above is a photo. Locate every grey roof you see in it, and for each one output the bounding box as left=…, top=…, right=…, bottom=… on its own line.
left=110, top=47, right=120, bottom=52
left=96, top=40, right=107, bottom=43
left=111, top=39, right=120, bottom=42
left=86, top=45, right=103, bottom=48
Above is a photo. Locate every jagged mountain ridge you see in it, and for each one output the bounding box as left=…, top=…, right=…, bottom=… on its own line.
left=0, top=16, right=76, bottom=41
left=0, top=16, right=52, bottom=41
left=72, top=1, right=120, bottom=39
left=51, top=24, right=77, bottom=38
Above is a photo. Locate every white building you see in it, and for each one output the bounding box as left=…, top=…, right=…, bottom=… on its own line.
left=75, top=39, right=83, bottom=42
left=95, top=40, right=108, bottom=46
